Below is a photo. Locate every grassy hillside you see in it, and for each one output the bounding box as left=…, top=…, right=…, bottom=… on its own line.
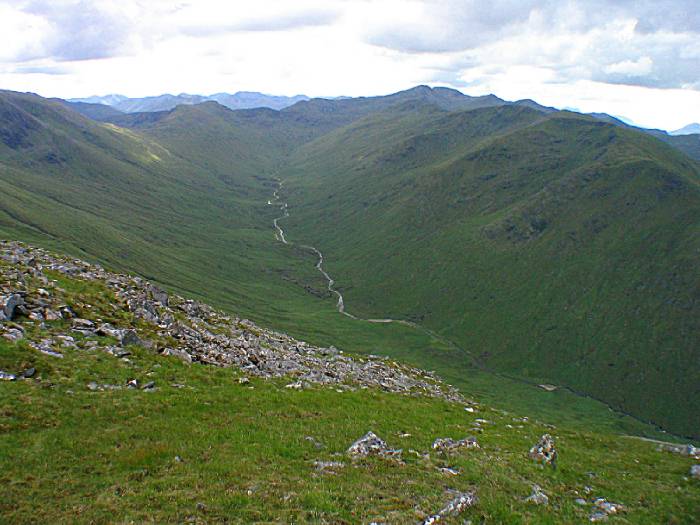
left=1, top=243, right=698, bottom=523
left=281, top=106, right=700, bottom=438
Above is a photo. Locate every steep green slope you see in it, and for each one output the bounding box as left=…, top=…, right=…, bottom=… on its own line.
left=2, top=242, right=698, bottom=523
left=281, top=108, right=700, bottom=438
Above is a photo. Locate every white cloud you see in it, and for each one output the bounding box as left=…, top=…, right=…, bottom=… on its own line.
left=0, top=0, right=698, bottom=130
left=604, top=56, right=653, bottom=76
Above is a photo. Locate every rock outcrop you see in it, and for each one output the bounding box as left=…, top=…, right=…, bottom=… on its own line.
left=0, top=240, right=467, bottom=402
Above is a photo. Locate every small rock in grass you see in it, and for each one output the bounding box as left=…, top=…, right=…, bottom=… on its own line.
left=313, top=460, right=345, bottom=474
left=422, top=490, right=477, bottom=525
left=524, top=484, right=549, bottom=505
left=142, top=381, right=156, bottom=390
left=575, top=498, right=588, bottom=505
left=21, top=367, right=36, bottom=378
left=690, top=465, right=700, bottom=479
left=347, top=431, right=402, bottom=458
left=126, top=379, right=139, bottom=389
left=529, top=434, right=557, bottom=468
left=432, top=437, right=479, bottom=453
left=0, top=370, right=17, bottom=381
left=40, top=348, right=64, bottom=358
left=285, top=380, right=303, bottom=389
left=2, top=328, right=24, bottom=342
left=589, top=498, right=625, bottom=521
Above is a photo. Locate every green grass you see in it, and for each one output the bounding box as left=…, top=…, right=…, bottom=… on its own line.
left=1, top=271, right=698, bottom=523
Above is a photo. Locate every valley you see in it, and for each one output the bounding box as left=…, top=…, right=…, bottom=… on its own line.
left=1, top=86, right=698, bottom=442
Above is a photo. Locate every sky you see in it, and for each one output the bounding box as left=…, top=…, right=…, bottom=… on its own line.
left=0, top=0, right=699, bottom=131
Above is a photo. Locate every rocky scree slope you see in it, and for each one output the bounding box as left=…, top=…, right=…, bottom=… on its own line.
left=0, top=240, right=462, bottom=400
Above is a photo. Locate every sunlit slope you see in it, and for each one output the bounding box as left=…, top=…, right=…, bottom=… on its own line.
left=0, top=90, right=318, bottom=322
left=282, top=106, right=700, bottom=438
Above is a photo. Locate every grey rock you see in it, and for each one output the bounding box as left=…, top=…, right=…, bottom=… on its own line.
left=149, top=285, right=169, bottom=306
left=691, top=464, right=700, bottom=479
left=2, top=328, right=24, bottom=342
left=524, top=484, right=549, bottom=505
left=142, top=381, right=156, bottom=390
left=422, top=491, right=477, bottom=525
left=120, top=329, right=142, bottom=347
left=0, top=370, right=17, bottom=381
left=347, top=431, right=402, bottom=458
left=72, top=318, right=95, bottom=329
left=161, top=347, right=192, bottom=364
left=432, top=437, right=479, bottom=453
left=313, top=460, right=345, bottom=473
left=2, top=294, right=23, bottom=321
left=589, top=498, right=625, bottom=521
left=21, top=367, right=36, bottom=378
left=96, top=323, right=122, bottom=338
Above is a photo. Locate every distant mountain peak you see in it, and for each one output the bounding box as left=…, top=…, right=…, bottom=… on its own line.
left=671, top=123, right=700, bottom=136
left=68, top=91, right=310, bottom=113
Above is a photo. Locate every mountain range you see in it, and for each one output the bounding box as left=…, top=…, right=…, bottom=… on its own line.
left=0, top=85, right=698, bottom=440
left=68, top=91, right=310, bottom=113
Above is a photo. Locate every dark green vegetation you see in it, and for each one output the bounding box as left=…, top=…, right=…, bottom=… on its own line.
left=281, top=102, right=700, bottom=439
left=0, top=86, right=699, bottom=441
left=1, top=255, right=699, bottom=523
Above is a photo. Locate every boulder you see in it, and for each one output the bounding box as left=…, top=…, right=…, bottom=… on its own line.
left=149, top=285, right=169, bottom=307
left=120, top=329, right=142, bottom=347
left=347, top=431, right=402, bottom=458
left=1, top=294, right=24, bottom=321
left=161, top=347, right=192, bottom=364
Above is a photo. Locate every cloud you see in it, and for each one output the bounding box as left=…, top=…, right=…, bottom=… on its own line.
left=180, top=10, right=338, bottom=37
left=0, top=0, right=698, bottom=130
left=363, top=0, right=700, bottom=90
left=0, top=0, right=137, bottom=62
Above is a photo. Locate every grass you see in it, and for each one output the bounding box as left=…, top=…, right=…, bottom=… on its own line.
left=1, top=270, right=699, bottom=523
